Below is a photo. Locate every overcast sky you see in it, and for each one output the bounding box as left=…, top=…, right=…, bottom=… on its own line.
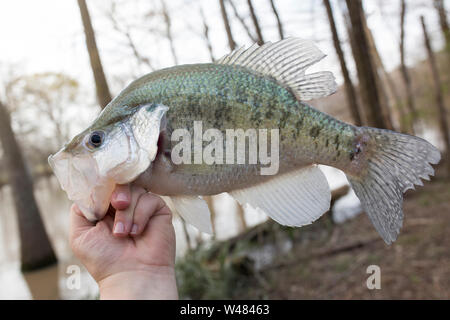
left=0, top=0, right=446, bottom=116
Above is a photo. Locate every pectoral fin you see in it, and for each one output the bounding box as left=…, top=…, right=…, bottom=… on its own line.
left=168, top=195, right=213, bottom=234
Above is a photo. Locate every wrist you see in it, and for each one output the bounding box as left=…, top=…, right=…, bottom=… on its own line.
left=98, top=267, right=178, bottom=300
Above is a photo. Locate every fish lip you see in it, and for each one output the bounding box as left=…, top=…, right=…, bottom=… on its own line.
left=48, top=149, right=65, bottom=171
left=48, top=149, right=71, bottom=193
left=48, top=148, right=115, bottom=221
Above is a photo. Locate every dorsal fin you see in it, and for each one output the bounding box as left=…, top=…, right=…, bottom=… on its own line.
left=216, top=38, right=337, bottom=101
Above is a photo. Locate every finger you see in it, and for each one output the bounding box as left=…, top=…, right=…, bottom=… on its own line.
left=130, top=193, right=167, bottom=236
left=110, top=184, right=131, bottom=211
left=70, top=204, right=95, bottom=240
left=113, top=185, right=146, bottom=237
left=102, top=205, right=116, bottom=230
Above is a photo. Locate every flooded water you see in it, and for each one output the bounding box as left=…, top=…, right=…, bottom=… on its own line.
left=0, top=126, right=441, bottom=299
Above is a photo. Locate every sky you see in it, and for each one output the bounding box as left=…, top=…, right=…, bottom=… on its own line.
left=0, top=0, right=446, bottom=128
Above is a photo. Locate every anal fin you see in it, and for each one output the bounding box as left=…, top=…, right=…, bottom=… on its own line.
left=229, top=165, right=331, bottom=227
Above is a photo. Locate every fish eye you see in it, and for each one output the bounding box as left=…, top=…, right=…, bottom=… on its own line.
left=88, top=131, right=104, bottom=148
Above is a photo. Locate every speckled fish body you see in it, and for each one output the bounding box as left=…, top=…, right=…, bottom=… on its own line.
left=49, top=38, right=440, bottom=244
left=96, top=63, right=353, bottom=195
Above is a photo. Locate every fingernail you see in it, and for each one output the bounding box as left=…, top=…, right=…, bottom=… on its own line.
left=115, top=193, right=128, bottom=203
left=131, top=224, right=138, bottom=235
left=114, top=222, right=124, bottom=234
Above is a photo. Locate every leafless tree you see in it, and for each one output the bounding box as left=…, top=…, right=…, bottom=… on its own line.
left=6, top=73, right=79, bottom=148
left=361, top=9, right=395, bottom=130
left=344, top=0, right=388, bottom=129
left=228, top=0, right=257, bottom=43
left=421, top=16, right=450, bottom=175
left=219, top=0, right=237, bottom=51
left=323, top=0, right=362, bottom=126
left=77, top=0, right=112, bottom=108
left=434, top=0, right=450, bottom=52
left=268, top=0, right=284, bottom=40
left=108, top=1, right=154, bottom=70
left=399, top=0, right=417, bottom=134
left=0, top=99, right=57, bottom=272
left=161, top=0, right=179, bottom=65
left=246, top=0, right=264, bottom=45
left=199, top=7, right=215, bottom=61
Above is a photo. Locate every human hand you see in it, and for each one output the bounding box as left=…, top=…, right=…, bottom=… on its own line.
left=69, top=184, right=178, bottom=299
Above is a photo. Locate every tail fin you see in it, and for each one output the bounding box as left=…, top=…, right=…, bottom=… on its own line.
left=346, top=127, right=441, bottom=244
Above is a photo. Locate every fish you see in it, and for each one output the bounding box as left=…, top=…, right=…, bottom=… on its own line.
left=49, top=38, right=441, bottom=244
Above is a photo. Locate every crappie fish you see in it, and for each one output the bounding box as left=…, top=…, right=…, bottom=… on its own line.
left=49, top=38, right=440, bottom=244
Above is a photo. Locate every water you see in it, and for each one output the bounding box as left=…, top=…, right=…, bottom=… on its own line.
left=0, top=178, right=98, bottom=299
left=332, top=189, right=362, bottom=224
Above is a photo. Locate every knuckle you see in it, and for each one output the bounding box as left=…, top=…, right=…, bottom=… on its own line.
left=131, top=185, right=146, bottom=195
left=161, top=205, right=173, bottom=218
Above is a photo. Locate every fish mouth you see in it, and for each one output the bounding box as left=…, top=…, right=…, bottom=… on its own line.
left=48, top=103, right=169, bottom=221
left=48, top=149, right=115, bottom=221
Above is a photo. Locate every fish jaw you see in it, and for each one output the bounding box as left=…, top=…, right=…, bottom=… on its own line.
left=48, top=149, right=116, bottom=221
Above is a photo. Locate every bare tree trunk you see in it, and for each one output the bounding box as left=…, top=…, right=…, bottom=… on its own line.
left=228, top=0, right=257, bottom=43
left=246, top=0, right=264, bottom=45
left=323, top=0, right=362, bottom=126
left=161, top=0, right=178, bottom=65
left=199, top=7, right=215, bottom=61
left=345, top=0, right=387, bottom=129
left=434, top=0, right=450, bottom=52
left=77, top=0, right=112, bottom=108
left=400, top=0, right=417, bottom=134
left=341, top=4, right=368, bottom=123
left=268, top=0, right=284, bottom=40
left=421, top=16, right=450, bottom=175
left=366, top=2, right=408, bottom=133
left=0, top=100, right=57, bottom=272
left=361, top=6, right=394, bottom=130
left=219, top=0, right=237, bottom=51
